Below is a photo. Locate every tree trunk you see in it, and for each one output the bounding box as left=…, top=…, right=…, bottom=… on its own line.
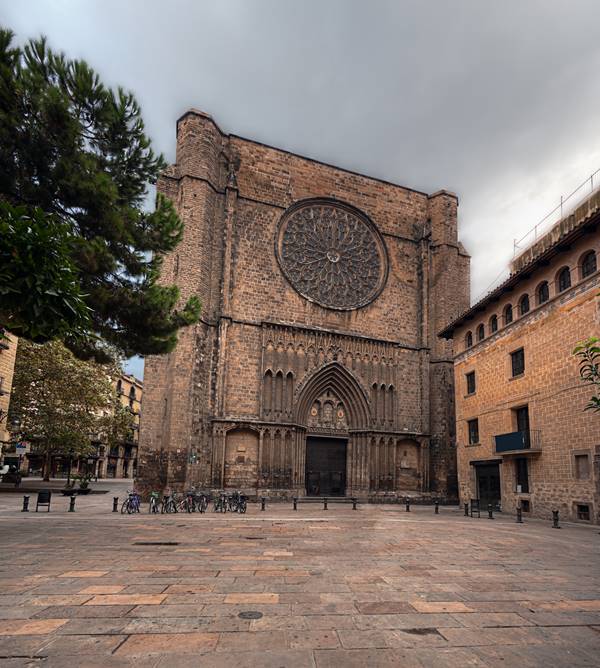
left=43, top=447, right=51, bottom=482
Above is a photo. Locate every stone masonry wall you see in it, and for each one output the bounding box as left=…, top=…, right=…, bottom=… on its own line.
left=454, top=231, right=600, bottom=523
left=138, top=109, right=470, bottom=498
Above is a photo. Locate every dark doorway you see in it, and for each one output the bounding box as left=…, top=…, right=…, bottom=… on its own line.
left=476, top=462, right=501, bottom=509
left=305, top=437, right=347, bottom=496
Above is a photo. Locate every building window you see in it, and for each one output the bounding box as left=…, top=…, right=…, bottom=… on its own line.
left=537, top=281, right=549, bottom=305
left=511, top=348, right=525, bottom=377
left=576, top=504, right=590, bottom=521
left=519, top=294, right=530, bottom=316
left=514, top=405, right=530, bottom=447
left=581, top=250, right=597, bottom=278
left=515, top=458, right=529, bottom=493
left=476, top=324, right=485, bottom=341
left=465, top=331, right=473, bottom=348
left=574, top=453, right=590, bottom=480
left=504, top=304, right=513, bottom=325
left=557, top=266, right=571, bottom=292
left=468, top=418, right=479, bottom=445
left=490, top=314, right=498, bottom=333
left=466, top=371, right=476, bottom=395
left=116, top=379, right=122, bottom=394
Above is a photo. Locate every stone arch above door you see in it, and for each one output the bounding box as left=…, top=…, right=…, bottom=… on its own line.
left=295, top=362, right=371, bottom=430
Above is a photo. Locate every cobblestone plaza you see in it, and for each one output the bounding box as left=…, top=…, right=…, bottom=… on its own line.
left=0, top=482, right=599, bottom=666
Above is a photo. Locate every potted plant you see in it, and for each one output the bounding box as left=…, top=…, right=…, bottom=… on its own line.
left=61, top=478, right=77, bottom=496
left=76, top=473, right=93, bottom=495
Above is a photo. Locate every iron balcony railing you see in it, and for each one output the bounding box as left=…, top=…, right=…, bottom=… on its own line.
left=494, top=429, right=541, bottom=453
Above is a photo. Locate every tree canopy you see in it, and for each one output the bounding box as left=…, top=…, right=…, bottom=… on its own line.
left=8, top=339, right=134, bottom=480
left=0, top=28, right=199, bottom=359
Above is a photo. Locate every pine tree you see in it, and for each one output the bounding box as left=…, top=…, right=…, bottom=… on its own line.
left=0, top=29, right=199, bottom=359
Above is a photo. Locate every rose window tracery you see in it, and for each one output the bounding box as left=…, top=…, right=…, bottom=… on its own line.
left=276, top=200, right=388, bottom=310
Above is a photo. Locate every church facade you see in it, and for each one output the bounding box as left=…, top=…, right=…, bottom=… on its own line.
left=137, top=109, right=470, bottom=500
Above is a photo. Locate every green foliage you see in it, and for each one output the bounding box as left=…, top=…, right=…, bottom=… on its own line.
left=0, top=28, right=200, bottom=358
left=0, top=201, right=90, bottom=340
left=573, top=336, right=600, bottom=412
left=8, top=339, right=131, bottom=479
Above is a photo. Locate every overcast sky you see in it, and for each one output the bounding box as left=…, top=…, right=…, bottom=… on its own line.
left=5, top=0, right=600, bottom=379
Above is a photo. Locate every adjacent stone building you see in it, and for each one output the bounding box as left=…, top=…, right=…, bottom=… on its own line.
left=95, top=373, right=142, bottom=479
left=440, top=190, right=600, bottom=523
left=0, top=330, right=18, bottom=456
left=137, top=109, right=469, bottom=499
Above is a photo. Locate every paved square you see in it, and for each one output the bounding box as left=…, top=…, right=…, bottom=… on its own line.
left=0, top=485, right=599, bottom=667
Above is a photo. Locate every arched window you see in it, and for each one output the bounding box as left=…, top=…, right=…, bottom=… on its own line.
left=476, top=324, right=485, bottom=341
left=581, top=250, right=597, bottom=279
left=489, top=314, right=498, bottom=333
left=465, top=331, right=473, bottom=349
left=519, top=294, right=530, bottom=316
left=537, top=281, right=549, bottom=305
left=504, top=304, right=513, bottom=325
left=557, top=266, right=571, bottom=293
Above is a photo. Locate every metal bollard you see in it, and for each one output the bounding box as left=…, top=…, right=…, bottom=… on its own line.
left=552, top=510, right=560, bottom=529
left=464, top=503, right=469, bottom=517
left=22, top=495, right=29, bottom=512
left=261, top=497, right=266, bottom=511
left=293, top=497, right=297, bottom=511
left=323, top=497, right=328, bottom=510
left=405, top=498, right=410, bottom=512
left=434, top=500, right=439, bottom=514
left=69, top=496, right=76, bottom=512
left=516, top=505, right=523, bottom=523
left=112, top=497, right=119, bottom=512
left=352, top=497, right=357, bottom=510
left=488, top=504, right=494, bottom=520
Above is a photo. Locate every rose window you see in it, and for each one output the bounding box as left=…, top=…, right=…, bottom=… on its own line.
left=276, top=200, right=388, bottom=310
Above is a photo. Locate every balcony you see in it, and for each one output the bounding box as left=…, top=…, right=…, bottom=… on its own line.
left=494, top=430, right=542, bottom=456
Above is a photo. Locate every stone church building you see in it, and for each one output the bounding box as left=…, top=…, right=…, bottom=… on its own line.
left=137, top=109, right=470, bottom=500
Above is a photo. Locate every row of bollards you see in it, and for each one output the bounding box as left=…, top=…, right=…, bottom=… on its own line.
left=17, top=493, right=563, bottom=528
left=463, top=499, right=562, bottom=528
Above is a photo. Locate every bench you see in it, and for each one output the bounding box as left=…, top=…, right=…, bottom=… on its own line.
left=292, top=496, right=358, bottom=510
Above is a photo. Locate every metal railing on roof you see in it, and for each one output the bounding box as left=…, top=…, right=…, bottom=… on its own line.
left=469, top=168, right=600, bottom=308
left=513, top=168, right=600, bottom=258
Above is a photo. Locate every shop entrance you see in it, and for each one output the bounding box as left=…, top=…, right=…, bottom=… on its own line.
left=476, top=462, right=501, bottom=510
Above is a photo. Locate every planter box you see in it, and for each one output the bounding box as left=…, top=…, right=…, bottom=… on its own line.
left=77, top=487, right=91, bottom=495
left=61, top=489, right=77, bottom=496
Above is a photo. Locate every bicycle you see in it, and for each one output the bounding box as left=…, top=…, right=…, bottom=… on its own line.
left=148, top=491, right=160, bottom=514
left=121, top=490, right=141, bottom=514
left=213, top=492, right=227, bottom=513
left=160, top=494, right=177, bottom=513
left=195, top=492, right=209, bottom=513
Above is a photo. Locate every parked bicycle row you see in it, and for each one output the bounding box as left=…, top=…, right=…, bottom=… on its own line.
left=120, top=489, right=247, bottom=514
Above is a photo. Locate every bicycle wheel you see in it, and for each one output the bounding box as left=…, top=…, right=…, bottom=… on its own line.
left=120, top=500, right=129, bottom=514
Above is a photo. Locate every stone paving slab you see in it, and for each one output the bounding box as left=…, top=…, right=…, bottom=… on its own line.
left=0, top=484, right=598, bottom=666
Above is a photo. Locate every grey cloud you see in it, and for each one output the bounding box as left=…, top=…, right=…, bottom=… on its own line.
left=4, top=0, right=600, bottom=305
